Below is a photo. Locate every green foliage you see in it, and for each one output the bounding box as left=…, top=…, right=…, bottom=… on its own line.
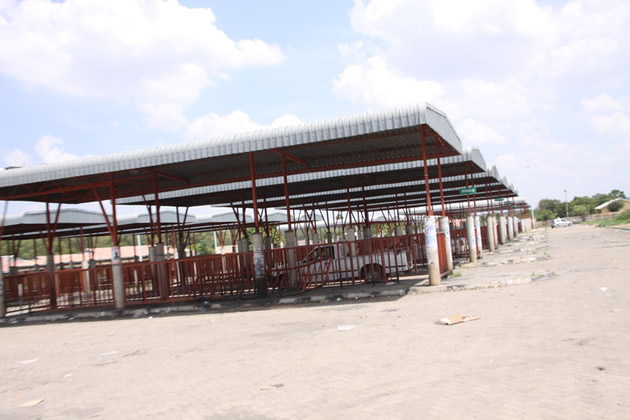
left=571, top=205, right=590, bottom=217
left=535, top=209, right=555, bottom=221
left=570, top=196, right=596, bottom=215
left=593, top=189, right=626, bottom=205
left=538, top=199, right=561, bottom=212
left=536, top=189, right=625, bottom=219
left=607, top=200, right=624, bottom=212
left=617, top=209, right=630, bottom=221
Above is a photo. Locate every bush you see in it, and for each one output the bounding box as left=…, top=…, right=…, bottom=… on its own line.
left=616, top=209, right=630, bottom=221
left=608, top=200, right=624, bottom=212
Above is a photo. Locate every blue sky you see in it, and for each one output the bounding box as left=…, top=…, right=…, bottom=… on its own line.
left=0, top=0, right=629, bottom=216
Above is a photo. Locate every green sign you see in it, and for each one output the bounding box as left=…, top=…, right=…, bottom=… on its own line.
left=459, top=187, right=477, bottom=195
left=494, top=197, right=505, bottom=202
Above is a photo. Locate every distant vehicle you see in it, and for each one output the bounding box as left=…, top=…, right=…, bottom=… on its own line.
left=552, top=218, right=572, bottom=228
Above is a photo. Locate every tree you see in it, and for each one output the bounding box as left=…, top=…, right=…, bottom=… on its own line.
left=536, top=209, right=555, bottom=221
left=572, top=205, right=590, bottom=219
left=570, top=196, right=597, bottom=215
left=538, top=199, right=561, bottom=212
left=610, top=189, right=626, bottom=199
left=608, top=200, right=624, bottom=212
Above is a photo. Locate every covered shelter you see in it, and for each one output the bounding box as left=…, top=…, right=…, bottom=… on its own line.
left=0, top=103, right=528, bottom=316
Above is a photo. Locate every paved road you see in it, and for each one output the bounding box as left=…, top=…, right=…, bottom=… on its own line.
left=1, top=225, right=629, bottom=419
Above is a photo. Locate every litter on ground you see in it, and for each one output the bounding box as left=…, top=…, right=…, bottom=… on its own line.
left=438, top=314, right=481, bottom=325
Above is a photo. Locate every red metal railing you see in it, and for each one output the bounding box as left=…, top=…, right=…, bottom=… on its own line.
left=450, top=228, right=469, bottom=259
left=2, top=232, right=447, bottom=315
left=122, top=252, right=255, bottom=303
left=3, top=266, right=114, bottom=314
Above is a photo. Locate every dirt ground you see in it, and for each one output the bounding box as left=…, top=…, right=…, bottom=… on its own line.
left=1, top=224, right=629, bottom=419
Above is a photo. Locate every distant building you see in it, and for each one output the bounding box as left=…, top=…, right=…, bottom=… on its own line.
left=595, top=198, right=630, bottom=214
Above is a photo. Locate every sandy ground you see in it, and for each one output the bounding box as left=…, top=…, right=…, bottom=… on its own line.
left=1, top=224, right=629, bottom=419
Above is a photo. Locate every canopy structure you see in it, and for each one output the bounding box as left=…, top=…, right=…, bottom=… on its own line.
left=0, top=104, right=464, bottom=205
left=0, top=103, right=532, bottom=316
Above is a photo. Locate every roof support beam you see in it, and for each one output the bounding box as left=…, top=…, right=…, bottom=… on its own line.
left=271, top=149, right=309, bottom=168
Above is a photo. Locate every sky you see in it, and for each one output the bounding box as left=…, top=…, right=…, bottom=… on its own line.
left=0, top=0, right=629, bottom=217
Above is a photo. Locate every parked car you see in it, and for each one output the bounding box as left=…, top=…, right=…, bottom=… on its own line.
left=552, top=218, right=572, bottom=228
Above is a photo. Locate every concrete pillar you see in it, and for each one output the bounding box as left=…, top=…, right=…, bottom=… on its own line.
left=326, top=231, right=333, bottom=244
left=406, top=225, right=414, bottom=236
left=345, top=228, right=356, bottom=256
left=507, top=216, right=514, bottom=241
left=499, top=216, right=507, bottom=245
left=439, top=216, right=454, bottom=272
left=487, top=216, right=496, bottom=252
left=237, top=238, right=249, bottom=253
left=356, top=229, right=363, bottom=240
left=475, top=216, right=483, bottom=258
left=311, top=232, right=320, bottom=245
left=512, top=217, right=518, bottom=237
left=81, top=249, right=92, bottom=293
left=0, top=262, right=5, bottom=319
left=153, top=243, right=168, bottom=301
left=264, top=236, right=272, bottom=250
left=284, top=230, right=298, bottom=289
left=177, top=244, right=186, bottom=260
left=493, top=217, right=499, bottom=248
left=424, top=216, right=440, bottom=286
left=363, top=226, right=372, bottom=239
left=466, top=216, right=477, bottom=262
left=252, top=233, right=266, bottom=298
left=111, top=246, right=125, bottom=310
left=395, top=225, right=404, bottom=236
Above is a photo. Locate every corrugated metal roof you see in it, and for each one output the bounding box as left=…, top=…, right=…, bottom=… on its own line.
left=118, top=147, right=488, bottom=206
left=2, top=208, right=107, bottom=227
left=0, top=103, right=462, bottom=190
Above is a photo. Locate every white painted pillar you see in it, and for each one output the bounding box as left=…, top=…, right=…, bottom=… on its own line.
left=363, top=226, right=372, bottom=239
left=487, top=216, right=495, bottom=252
left=252, top=233, right=266, bottom=298
left=284, top=230, right=298, bottom=289
left=424, top=216, right=440, bottom=285
left=507, top=216, right=514, bottom=241
left=0, top=260, right=5, bottom=319
left=466, top=216, right=477, bottom=262
left=111, top=245, right=125, bottom=310
left=345, top=227, right=356, bottom=257
left=475, top=215, right=483, bottom=258
left=439, top=216, right=453, bottom=272
left=499, top=216, right=507, bottom=245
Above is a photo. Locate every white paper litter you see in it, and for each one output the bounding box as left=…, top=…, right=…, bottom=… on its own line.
left=337, top=324, right=355, bottom=331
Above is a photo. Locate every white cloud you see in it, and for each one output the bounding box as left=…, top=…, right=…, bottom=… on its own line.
left=333, top=56, right=445, bottom=107
left=4, top=149, right=31, bottom=167
left=0, top=0, right=285, bottom=128
left=581, top=94, right=628, bottom=114
left=34, top=135, right=79, bottom=163
left=185, top=111, right=302, bottom=140
left=457, top=118, right=506, bottom=146
left=271, top=114, right=302, bottom=128
left=582, top=94, right=630, bottom=137
left=5, top=135, right=81, bottom=168
left=591, top=112, right=630, bottom=137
